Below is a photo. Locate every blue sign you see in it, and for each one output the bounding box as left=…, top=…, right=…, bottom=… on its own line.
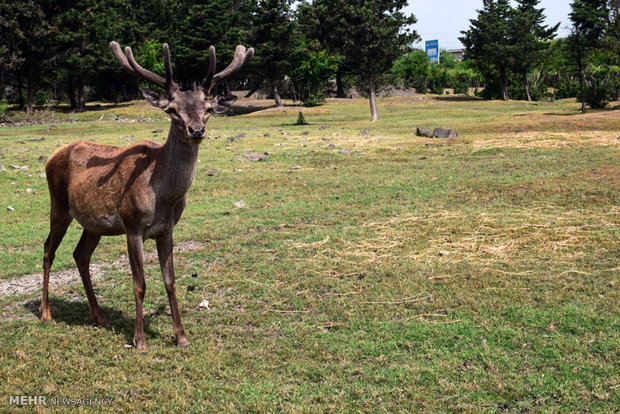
left=425, top=40, right=440, bottom=64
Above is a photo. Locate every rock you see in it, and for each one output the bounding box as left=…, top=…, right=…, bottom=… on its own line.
left=28, top=137, right=45, bottom=141
left=302, top=130, right=309, bottom=135
left=38, top=155, right=47, bottom=163
left=0, top=164, right=6, bottom=171
left=416, top=127, right=433, bottom=137
left=319, top=124, right=330, bottom=130
left=361, top=130, right=370, bottom=136
left=264, top=133, right=271, bottom=137
left=244, top=152, right=268, bottom=161
left=39, top=173, right=47, bottom=178
left=228, top=133, right=246, bottom=142
left=234, top=200, right=246, bottom=208
left=152, top=129, right=164, bottom=133
left=327, top=143, right=336, bottom=149
left=206, top=168, right=218, bottom=176
left=26, top=188, right=34, bottom=194
left=329, top=164, right=337, bottom=169
left=199, top=299, right=210, bottom=309
left=11, top=165, right=28, bottom=170
left=7, top=206, right=14, bottom=211
left=433, top=128, right=459, bottom=138
left=290, top=165, right=302, bottom=170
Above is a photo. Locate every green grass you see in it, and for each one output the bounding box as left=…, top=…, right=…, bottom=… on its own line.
left=0, top=96, right=618, bottom=412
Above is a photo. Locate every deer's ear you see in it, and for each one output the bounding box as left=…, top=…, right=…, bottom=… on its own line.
left=141, top=88, right=170, bottom=109
left=210, top=94, right=237, bottom=113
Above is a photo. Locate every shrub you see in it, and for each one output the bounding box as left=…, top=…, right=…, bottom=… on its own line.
left=295, top=111, right=309, bottom=125
left=580, top=65, right=620, bottom=108
left=0, top=100, right=8, bottom=118
left=35, top=90, right=54, bottom=106
left=291, top=48, right=338, bottom=107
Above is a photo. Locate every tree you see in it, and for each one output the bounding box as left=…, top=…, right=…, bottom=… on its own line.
left=297, top=0, right=351, bottom=97
left=172, top=0, right=253, bottom=88
left=315, top=0, right=417, bottom=121
left=510, top=0, right=559, bottom=101
left=569, top=0, right=611, bottom=112
left=0, top=0, right=53, bottom=113
left=392, top=49, right=430, bottom=93
left=248, top=0, right=295, bottom=106
left=460, top=0, right=513, bottom=100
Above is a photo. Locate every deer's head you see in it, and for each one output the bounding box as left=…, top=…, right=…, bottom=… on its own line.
left=111, top=42, right=254, bottom=144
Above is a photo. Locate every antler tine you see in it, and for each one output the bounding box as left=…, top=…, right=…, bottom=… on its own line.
left=207, top=45, right=254, bottom=95
left=162, top=43, right=178, bottom=93
left=202, top=46, right=217, bottom=91
left=110, top=41, right=137, bottom=75
left=124, top=46, right=167, bottom=88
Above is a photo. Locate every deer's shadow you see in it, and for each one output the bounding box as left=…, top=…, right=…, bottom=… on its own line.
left=23, top=298, right=159, bottom=344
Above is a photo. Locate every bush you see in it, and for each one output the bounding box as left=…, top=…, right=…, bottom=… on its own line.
left=446, top=68, right=474, bottom=95
left=554, top=76, right=580, bottom=99
left=291, top=49, right=338, bottom=107
left=580, top=65, right=620, bottom=108
left=392, top=49, right=430, bottom=93
left=428, top=65, right=445, bottom=94
left=35, top=90, right=54, bottom=106
left=295, top=111, right=309, bottom=125
left=0, top=100, right=8, bottom=118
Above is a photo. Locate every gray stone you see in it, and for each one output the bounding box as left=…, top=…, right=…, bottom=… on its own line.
left=416, top=127, right=433, bottom=137
left=433, top=128, right=459, bottom=139
left=244, top=152, right=268, bottom=161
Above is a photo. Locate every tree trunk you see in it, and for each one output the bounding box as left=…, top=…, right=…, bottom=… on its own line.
left=273, top=84, right=282, bottom=107
left=579, top=69, right=587, bottom=113
left=67, top=78, right=77, bottom=109
left=244, top=83, right=260, bottom=98
left=575, top=36, right=587, bottom=113
left=76, top=77, right=86, bottom=112
left=17, top=73, right=24, bottom=109
left=500, top=67, right=509, bottom=101
left=336, top=70, right=345, bottom=98
left=369, top=77, right=378, bottom=122
left=523, top=69, right=531, bottom=101
left=27, top=60, right=35, bottom=115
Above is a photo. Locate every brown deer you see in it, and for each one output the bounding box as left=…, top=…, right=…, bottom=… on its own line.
left=41, top=41, right=254, bottom=352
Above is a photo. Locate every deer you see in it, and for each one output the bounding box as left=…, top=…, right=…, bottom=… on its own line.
left=41, top=41, right=254, bottom=352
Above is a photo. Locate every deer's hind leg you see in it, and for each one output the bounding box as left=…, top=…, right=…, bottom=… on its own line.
left=41, top=206, right=72, bottom=322
left=74, top=230, right=107, bottom=326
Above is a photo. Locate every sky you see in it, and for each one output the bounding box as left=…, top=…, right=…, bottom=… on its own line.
left=404, top=0, right=573, bottom=50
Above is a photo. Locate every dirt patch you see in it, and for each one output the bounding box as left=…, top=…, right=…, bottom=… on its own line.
left=0, top=241, right=204, bottom=298
left=583, top=166, right=620, bottom=181
left=248, top=106, right=329, bottom=116
left=473, top=131, right=620, bottom=149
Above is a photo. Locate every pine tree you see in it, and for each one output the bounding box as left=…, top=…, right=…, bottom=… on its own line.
left=510, top=0, right=559, bottom=101
left=306, top=0, right=416, bottom=121
left=248, top=0, right=295, bottom=107
left=460, top=0, right=513, bottom=101
left=569, top=0, right=611, bottom=112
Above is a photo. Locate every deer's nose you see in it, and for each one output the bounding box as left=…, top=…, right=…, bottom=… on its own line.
left=188, top=125, right=205, bottom=138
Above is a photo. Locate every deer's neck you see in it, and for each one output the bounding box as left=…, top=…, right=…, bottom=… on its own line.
left=158, top=127, right=200, bottom=201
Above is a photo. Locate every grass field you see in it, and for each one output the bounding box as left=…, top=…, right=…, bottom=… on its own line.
left=0, top=95, right=618, bottom=412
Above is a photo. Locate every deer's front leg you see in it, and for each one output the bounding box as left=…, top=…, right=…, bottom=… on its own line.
left=127, top=233, right=148, bottom=352
left=156, top=232, right=189, bottom=347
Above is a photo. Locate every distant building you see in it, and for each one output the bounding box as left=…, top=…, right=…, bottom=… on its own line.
left=445, top=49, right=465, bottom=61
